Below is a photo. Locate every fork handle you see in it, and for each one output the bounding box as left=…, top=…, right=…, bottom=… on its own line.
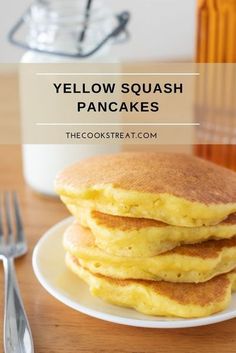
left=3, top=257, right=34, bottom=353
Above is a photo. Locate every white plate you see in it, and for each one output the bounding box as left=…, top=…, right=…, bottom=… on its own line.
left=32, top=217, right=236, bottom=329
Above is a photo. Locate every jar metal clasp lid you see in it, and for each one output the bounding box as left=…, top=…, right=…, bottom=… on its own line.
left=8, top=6, right=130, bottom=58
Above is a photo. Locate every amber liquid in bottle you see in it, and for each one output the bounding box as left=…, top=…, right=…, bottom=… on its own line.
left=195, top=0, right=236, bottom=170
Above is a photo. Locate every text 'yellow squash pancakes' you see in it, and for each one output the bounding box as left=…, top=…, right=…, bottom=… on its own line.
left=55, top=152, right=236, bottom=227
left=64, top=222, right=236, bottom=283
left=77, top=209, right=236, bottom=257
left=66, top=253, right=236, bottom=318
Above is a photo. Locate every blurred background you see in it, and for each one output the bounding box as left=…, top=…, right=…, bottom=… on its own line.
left=0, top=0, right=196, bottom=63
left=0, top=0, right=236, bottom=196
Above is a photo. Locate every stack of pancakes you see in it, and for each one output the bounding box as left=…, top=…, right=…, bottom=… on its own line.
left=55, top=152, right=236, bottom=318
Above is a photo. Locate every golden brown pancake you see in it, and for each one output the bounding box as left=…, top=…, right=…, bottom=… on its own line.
left=77, top=208, right=236, bottom=257
left=55, top=152, right=236, bottom=227
left=64, top=222, right=236, bottom=283
left=66, top=252, right=236, bottom=318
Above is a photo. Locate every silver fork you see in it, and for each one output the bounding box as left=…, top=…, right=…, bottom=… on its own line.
left=0, top=192, right=34, bottom=353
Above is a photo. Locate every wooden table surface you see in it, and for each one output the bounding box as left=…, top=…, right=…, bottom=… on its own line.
left=0, top=145, right=235, bottom=353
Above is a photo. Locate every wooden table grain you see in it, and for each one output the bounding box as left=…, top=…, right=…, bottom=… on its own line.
left=1, top=73, right=236, bottom=353
left=0, top=145, right=236, bottom=353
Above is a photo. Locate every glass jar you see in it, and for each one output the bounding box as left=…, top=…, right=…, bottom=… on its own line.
left=10, top=0, right=129, bottom=60
left=9, top=0, right=129, bottom=195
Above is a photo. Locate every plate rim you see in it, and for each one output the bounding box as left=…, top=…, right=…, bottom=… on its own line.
left=32, top=217, right=236, bottom=329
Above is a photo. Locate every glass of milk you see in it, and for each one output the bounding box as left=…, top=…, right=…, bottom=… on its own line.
left=10, top=0, right=129, bottom=195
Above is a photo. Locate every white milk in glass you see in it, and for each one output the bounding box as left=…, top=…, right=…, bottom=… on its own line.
left=18, top=0, right=126, bottom=195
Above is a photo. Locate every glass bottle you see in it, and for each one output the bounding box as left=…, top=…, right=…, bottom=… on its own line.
left=9, top=0, right=129, bottom=195
left=195, top=0, right=236, bottom=170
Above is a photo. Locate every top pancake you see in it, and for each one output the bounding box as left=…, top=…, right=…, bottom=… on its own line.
left=55, top=152, right=236, bottom=226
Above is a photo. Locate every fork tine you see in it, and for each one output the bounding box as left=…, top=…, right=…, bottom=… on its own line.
left=5, top=192, right=13, bottom=244
left=13, top=192, right=25, bottom=243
